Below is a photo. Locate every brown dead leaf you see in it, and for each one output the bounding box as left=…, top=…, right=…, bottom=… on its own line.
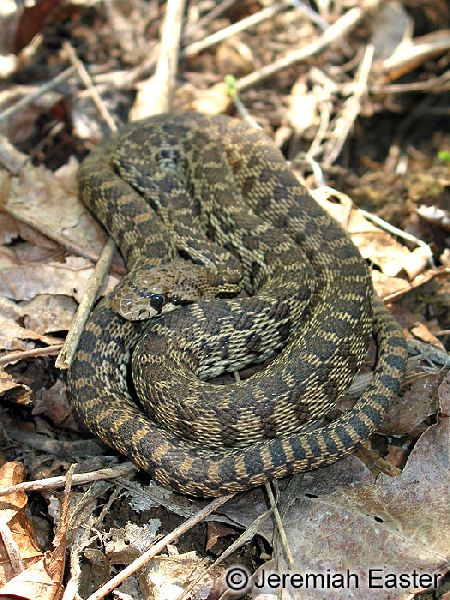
left=0, top=367, right=30, bottom=404
left=371, top=270, right=410, bottom=298
left=206, top=521, right=236, bottom=554
left=14, top=243, right=61, bottom=268
left=4, top=159, right=106, bottom=262
left=0, top=260, right=91, bottom=304
left=0, top=315, right=61, bottom=352
left=267, top=391, right=450, bottom=599
left=0, top=462, right=42, bottom=587
left=0, top=465, right=73, bottom=599
left=401, top=246, right=434, bottom=280
left=349, top=216, right=411, bottom=277
left=0, top=556, right=61, bottom=600
left=410, top=322, right=441, bottom=346
left=384, top=445, right=409, bottom=469
left=380, top=372, right=442, bottom=437
left=192, top=82, right=233, bottom=115
left=21, top=295, right=77, bottom=335
left=14, top=0, right=65, bottom=53
left=1, top=162, right=123, bottom=361
left=0, top=257, right=119, bottom=344
left=32, top=380, right=77, bottom=430
left=219, top=380, right=450, bottom=599
left=0, top=215, right=25, bottom=247
left=0, top=213, right=57, bottom=252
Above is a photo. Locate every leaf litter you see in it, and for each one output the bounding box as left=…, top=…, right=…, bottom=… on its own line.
left=0, top=0, right=450, bottom=599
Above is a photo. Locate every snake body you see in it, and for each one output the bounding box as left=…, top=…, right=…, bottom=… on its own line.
left=67, top=113, right=407, bottom=497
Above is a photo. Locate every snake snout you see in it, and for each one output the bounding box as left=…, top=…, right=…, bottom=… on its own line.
left=112, top=279, right=186, bottom=320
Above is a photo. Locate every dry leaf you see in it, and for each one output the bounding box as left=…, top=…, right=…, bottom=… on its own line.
left=267, top=398, right=450, bottom=598
left=216, top=37, right=253, bottom=76
left=0, top=462, right=43, bottom=587
left=4, top=159, right=106, bottom=262
left=288, top=80, right=318, bottom=133
left=383, top=30, right=450, bottom=80
left=21, top=295, right=77, bottom=335
left=206, top=521, right=236, bottom=553
left=380, top=372, right=441, bottom=437
left=32, top=379, right=77, bottom=430
left=219, top=385, right=450, bottom=599
left=139, top=547, right=214, bottom=600
left=192, top=82, right=232, bottom=115
left=371, top=1, right=412, bottom=64
left=0, top=556, right=61, bottom=599
left=417, top=204, right=450, bottom=231
left=105, top=522, right=159, bottom=564
left=0, top=367, right=30, bottom=404
left=0, top=315, right=61, bottom=352
left=371, top=270, right=409, bottom=298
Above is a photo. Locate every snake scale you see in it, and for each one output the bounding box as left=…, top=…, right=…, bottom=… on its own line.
left=67, top=112, right=408, bottom=497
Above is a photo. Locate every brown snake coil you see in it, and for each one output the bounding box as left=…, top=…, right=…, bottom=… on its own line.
left=67, top=113, right=407, bottom=497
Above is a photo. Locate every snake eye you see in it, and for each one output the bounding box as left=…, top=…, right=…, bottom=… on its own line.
left=150, top=294, right=164, bottom=313
left=171, top=294, right=181, bottom=306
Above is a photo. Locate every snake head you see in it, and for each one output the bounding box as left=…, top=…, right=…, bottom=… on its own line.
left=110, top=262, right=191, bottom=320
left=111, top=282, right=182, bottom=320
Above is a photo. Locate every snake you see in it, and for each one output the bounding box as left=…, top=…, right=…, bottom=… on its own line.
left=67, top=112, right=408, bottom=497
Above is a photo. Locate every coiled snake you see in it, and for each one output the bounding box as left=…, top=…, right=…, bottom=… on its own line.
left=67, top=113, right=407, bottom=497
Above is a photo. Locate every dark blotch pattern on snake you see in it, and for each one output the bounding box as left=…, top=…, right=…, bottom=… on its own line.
left=67, top=113, right=407, bottom=497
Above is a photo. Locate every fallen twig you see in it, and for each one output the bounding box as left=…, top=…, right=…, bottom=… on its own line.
left=323, top=44, right=374, bottom=165
left=0, top=463, right=137, bottom=497
left=64, top=42, right=118, bottom=133
left=237, top=2, right=381, bottom=91
left=0, top=66, right=77, bottom=124
left=56, top=237, right=116, bottom=370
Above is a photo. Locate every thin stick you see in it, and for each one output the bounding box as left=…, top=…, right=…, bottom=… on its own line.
left=265, top=483, right=295, bottom=569
left=0, top=344, right=63, bottom=366
left=359, top=208, right=433, bottom=255
left=64, top=42, right=117, bottom=133
left=184, top=2, right=286, bottom=58
left=184, top=0, right=239, bottom=39
left=55, top=41, right=123, bottom=371
left=237, top=3, right=380, bottom=91
left=0, top=66, right=77, bottom=124
left=324, top=44, right=374, bottom=166
left=115, top=0, right=290, bottom=88
left=0, top=463, right=137, bottom=497
left=369, top=69, right=450, bottom=94
left=51, top=465, right=74, bottom=585
left=0, top=520, right=25, bottom=574
left=56, top=237, right=116, bottom=369
left=176, top=499, right=278, bottom=600
left=85, top=495, right=232, bottom=600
